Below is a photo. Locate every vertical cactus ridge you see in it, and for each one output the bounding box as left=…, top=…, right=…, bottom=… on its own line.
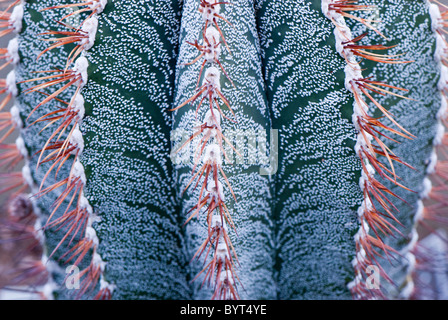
left=342, top=0, right=442, bottom=298
left=401, top=0, right=448, bottom=299
left=172, top=0, right=277, bottom=299
left=12, top=0, right=112, bottom=299
left=255, top=0, right=363, bottom=299
left=80, top=0, right=192, bottom=299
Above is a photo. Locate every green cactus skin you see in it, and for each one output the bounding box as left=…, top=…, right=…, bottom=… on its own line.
left=0, top=0, right=447, bottom=300
left=255, top=0, right=362, bottom=299
left=80, top=0, right=192, bottom=300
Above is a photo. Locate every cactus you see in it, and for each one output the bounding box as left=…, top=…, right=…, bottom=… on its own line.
left=0, top=0, right=447, bottom=300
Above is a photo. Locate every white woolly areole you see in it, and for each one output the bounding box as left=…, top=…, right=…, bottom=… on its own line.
left=203, top=143, right=222, bottom=165
left=92, top=251, right=106, bottom=271
left=204, top=108, right=221, bottom=127
left=353, top=221, right=369, bottom=242
left=211, top=214, right=227, bottom=230
left=207, top=180, right=225, bottom=203
left=216, top=241, right=229, bottom=262
left=89, top=0, right=107, bottom=13
left=405, top=230, right=420, bottom=256
left=205, top=26, right=220, bottom=44
left=428, top=3, right=443, bottom=33
left=345, top=65, right=363, bottom=93
left=204, top=27, right=221, bottom=62
left=72, top=160, right=87, bottom=185
left=21, top=165, right=34, bottom=188
left=10, top=5, right=23, bottom=32
left=15, top=136, right=27, bottom=158
left=204, top=66, right=221, bottom=86
left=438, top=66, right=448, bottom=92
left=321, top=0, right=339, bottom=20
left=356, top=247, right=367, bottom=265
left=6, top=70, right=17, bottom=97
left=72, top=93, right=85, bottom=120
left=10, top=105, right=22, bottom=128
left=363, top=196, right=373, bottom=213
left=73, top=57, right=89, bottom=86
left=433, top=123, right=445, bottom=146
left=406, top=251, right=417, bottom=273
left=334, top=25, right=353, bottom=58
left=200, top=0, right=220, bottom=22
left=354, top=134, right=372, bottom=161
left=219, top=269, right=234, bottom=285
left=100, top=278, right=115, bottom=291
left=79, top=194, right=93, bottom=215
left=204, top=66, right=221, bottom=100
left=420, top=177, right=433, bottom=199
left=414, top=200, right=424, bottom=224
left=347, top=273, right=363, bottom=290
left=85, top=225, right=99, bottom=247
left=41, top=281, right=57, bottom=300
left=426, top=150, right=438, bottom=175
left=7, top=38, right=19, bottom=65
left=81, top=17, right=98, bottom=50
left=70, top=125, right=84, bottom=154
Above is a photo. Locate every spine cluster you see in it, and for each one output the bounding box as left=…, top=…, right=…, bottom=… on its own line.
left=2, top=0, right=113, bottom=299
left=173, top=0, right=240, bottom=300
left=322, top=0, right=414, bottom=299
